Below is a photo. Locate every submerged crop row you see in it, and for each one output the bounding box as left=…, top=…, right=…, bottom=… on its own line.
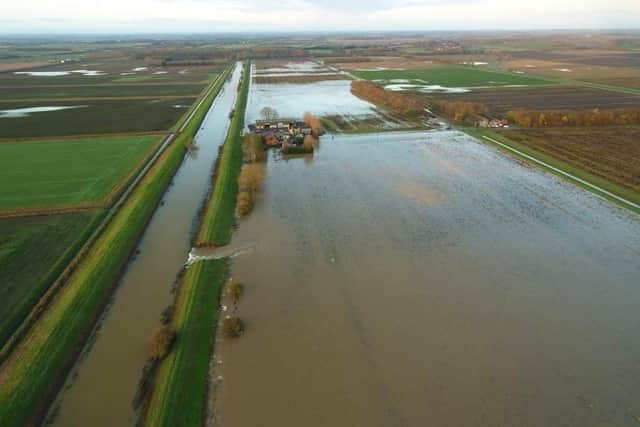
left=143, top=60, right=251, bottom=427
left=0, top=64, right=233, bottom=427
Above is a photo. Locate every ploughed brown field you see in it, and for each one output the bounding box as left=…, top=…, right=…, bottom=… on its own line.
left=498, top=126, right=640, bottom=192
left=432, top=86, right=640, bottom=114
left=508, top=50, right=640, bottom=68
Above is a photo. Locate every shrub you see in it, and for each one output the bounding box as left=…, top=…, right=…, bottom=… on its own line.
left=282, top=143, right=313, bottom=154
left=238, top=163, right=266, bottom=193
left=148, top=325, right=176, bottom=360
left=303, top=135, right=316, bottom=150
left=304, top=112, right=322, bottom=136
left=242, top=133, right=266, bottom=162
left=227, top=281, right=243, bottom=304
left=236, top=191, right=253, bottom=217
left=222, top=316, right=244, bottom=338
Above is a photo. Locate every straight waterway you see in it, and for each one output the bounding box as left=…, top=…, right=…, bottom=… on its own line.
left=46, top=62, right=242, bottom=427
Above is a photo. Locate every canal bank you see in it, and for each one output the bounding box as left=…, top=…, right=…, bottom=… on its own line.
left=45, top=63, right=243, bottom=427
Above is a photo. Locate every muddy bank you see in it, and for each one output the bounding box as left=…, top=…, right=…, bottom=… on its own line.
left=214, top=130, right=640, bottom=427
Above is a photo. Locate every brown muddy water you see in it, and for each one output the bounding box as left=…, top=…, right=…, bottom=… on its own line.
left=215, top=130, right=640, bottom=427
left=45, top=63, right=243, bottom=427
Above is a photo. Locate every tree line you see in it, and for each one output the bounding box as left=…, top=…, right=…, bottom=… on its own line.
left=506, top=109, right=640, bottom=127
left=351, top=80, right=424, bottom=117
left=435, top=100, right=488, bottom=122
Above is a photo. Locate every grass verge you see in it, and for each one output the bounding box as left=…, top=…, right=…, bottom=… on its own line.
left=143, top=60, right=251, bottom=427
left=143, top=259, right=226, bottom=427
left=464, top=127, right=640, bottom=214
left=0, top=65, right=233, bottom=427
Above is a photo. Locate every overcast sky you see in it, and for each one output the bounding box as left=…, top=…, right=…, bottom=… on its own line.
left=1, top=0, right=639, bottom=33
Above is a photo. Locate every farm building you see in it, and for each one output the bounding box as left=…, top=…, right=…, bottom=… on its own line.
left=248, top=119, right=312, bottom=145
left=475, top=118, right=509, bottom=128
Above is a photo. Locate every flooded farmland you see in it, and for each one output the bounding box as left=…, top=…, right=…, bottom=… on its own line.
left=215, top=130, right=640, bottom=427
left=45, top=63, right=242, bottom=427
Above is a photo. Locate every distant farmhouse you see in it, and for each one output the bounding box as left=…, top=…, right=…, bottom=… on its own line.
left=248, top=119, right=312, bottom=146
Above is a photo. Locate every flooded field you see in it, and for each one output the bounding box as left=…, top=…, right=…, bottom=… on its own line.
left=215, top=130, right=640, bottom=427
left=0, top=105, right=87, bottom=118
left=247, top=61, right=407, bottom=130
left=246, top=79, right=376, bottom=123
left=45, top=64, right=242, bottom=427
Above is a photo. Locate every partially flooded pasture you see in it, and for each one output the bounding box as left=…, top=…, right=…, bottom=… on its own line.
left=215, top=130, right=640, bottom=427
left=247, top=61, right=409, bottom=131
left=246, top=79, right=375, bottom=123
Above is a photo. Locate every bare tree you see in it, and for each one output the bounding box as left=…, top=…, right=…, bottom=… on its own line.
left=260, top=106, right=279, bottom=120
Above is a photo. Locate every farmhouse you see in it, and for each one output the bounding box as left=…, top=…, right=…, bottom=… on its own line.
left=248, top=119, right=312, bottom=145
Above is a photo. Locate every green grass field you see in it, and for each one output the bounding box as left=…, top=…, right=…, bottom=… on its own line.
left=0, top=135, right=161, bottom=212
left=0, top=212, right=101, bottom=348
left=143, top=61, right=251, bottom=427
left=352, top=66, right=550, bottom=87
left=0, top=65, right=232, bottom=427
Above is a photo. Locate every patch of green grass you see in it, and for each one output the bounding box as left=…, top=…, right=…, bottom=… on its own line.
left=0, top=135, right=160, bottom=212
left=143, top=259, right=226, bottom=427
left=196, top=61, right=251, bottom=246
left=0, top=212, right=102, bottom=348
left=0, top=65, right=232, bottom=427
left=352, top=66, right=550, bottom=87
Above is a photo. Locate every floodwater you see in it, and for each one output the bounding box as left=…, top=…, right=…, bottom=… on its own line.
left=13, top=70, right=106, bottom=77
left=246, top=79, right=376, bottom=122
left=0, top=105, right=87, bottom=118
left=45, top=62, right=243, bottom=427
left=215, top=130, right=640, bottom=427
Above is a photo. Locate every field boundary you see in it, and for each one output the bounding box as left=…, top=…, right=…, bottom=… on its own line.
left=0, top=65, right=233, bottom=427
left=469, top=130, right=640, bottom=213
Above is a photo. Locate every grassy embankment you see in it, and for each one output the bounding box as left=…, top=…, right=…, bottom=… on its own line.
left=143, top=60, right=251, bottom=427
left=0, top=65, right=233, bottom=427
left=464, top=127, right=640, bottom=214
